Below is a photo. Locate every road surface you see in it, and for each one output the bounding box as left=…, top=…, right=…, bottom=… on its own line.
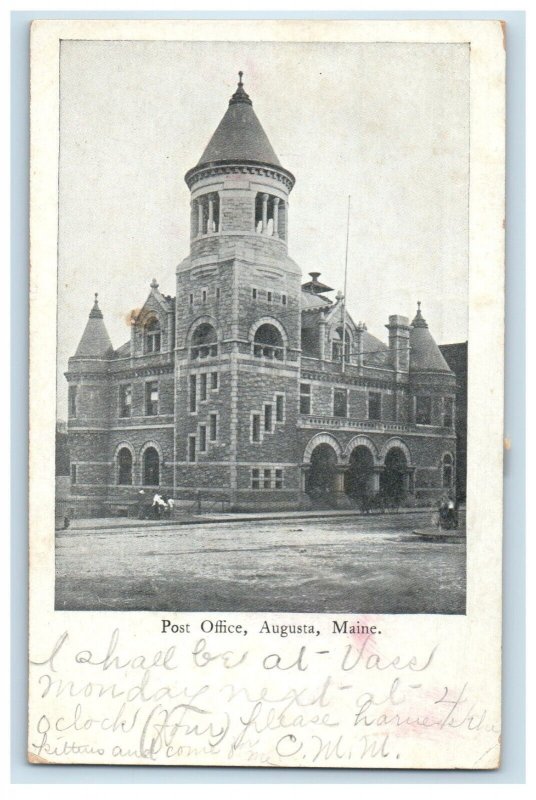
left=55, top=511, right=465, bottom=614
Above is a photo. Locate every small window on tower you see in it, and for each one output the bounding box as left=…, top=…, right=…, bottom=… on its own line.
left=209, top=413, right=218, bottom=442
left=211, top=372, right=218, bottom=390
left=200, top=373, right=207, bottom=402
left=251, top=414, right=261, bottom=443
left=199, top=425, right=207, bottom=453
left=275, top=394, right=285, bottom=422
left=264, top=404, right=273, bottom=433
left=68, top=385, right=77, bottom=417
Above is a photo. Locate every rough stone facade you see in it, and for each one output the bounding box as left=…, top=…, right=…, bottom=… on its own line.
left=64, top=76, right=461, bottom=517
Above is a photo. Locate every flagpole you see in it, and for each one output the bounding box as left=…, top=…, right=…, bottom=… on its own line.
left=341, top=195, right=351, bottom=373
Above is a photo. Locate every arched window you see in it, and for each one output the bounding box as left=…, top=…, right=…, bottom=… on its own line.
left=191, top=323, right=218, bottom=359
left=332, top=327, right=351, bottom=362
left=442, top=453, right=454, bottom=488
left=195, top=193, right=220, bottom=236
left=255, top=193, right=285, bottom=239
left=253, top=323, right=284, bottom=361
left=145, top=318, right=161, bottom=354
left=117, top=448, right=133, bottom=485
left=143, top=447, right=160, bottom=486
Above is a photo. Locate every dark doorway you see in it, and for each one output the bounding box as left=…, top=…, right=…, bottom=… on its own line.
left=380, top=448, right=408, bottom=503
left=345, top=446, right=374, bottom=500
left=306, top=443, right=338, bottom=500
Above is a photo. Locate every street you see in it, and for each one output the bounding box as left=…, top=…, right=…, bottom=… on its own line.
left=55, top=511, right=466, bottom=614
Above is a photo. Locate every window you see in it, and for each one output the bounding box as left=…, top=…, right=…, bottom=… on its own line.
left=282, top=294, right=287, bottom=306
left=202, top=289, right=207, bottom=304
left=188, top=436, right=196, bottom=463
left=191, top=323, right=217, bottom=359
left=332, top=327, right=351, bottom=362
left=368, top=391, right=381, bottom=421
left=252, top=288, right=257, bottom=300
left=209, top=413, right=218, bottom=442
left=443, top=397, right=454, bottom=428
left=189, top=293, right=194, bottom=305
left=264, top=404, right=273, bottom=433
left=275, top=394, right=285, bottom=422
left=442, top=453, right=454, bottom=488
left=263, top=469, right=271, bottom=489
left=195, top=193, right=220, bottom=235
left=300, top=383, right=311, bottom=415
left=416, top=395, right=432, bottom=425
left=119, top=384, right=132, bottom=418
left=117, top=447, right=133, bottom=485
left=143, top=447, right=160, bottom=486
left=145, top=381, right=159, bottom=416
left=145, top=318, right=161, bottom=353
left=70, top=464, right=77, bottom=484
left=275, top=469, right=283, bottom=489
left=211, top=372, right=218, bottom=390
left=267, top=291, right=273, bottom=303
left=254, top=193, right=285, bottom=239
left=252, top=414, right=261, bottom=443
left=199, top=424, right=207, bottom=453
left=200, top=373, right=207, bottom=402
left=253, top=324, right=284, bottom=360
left=189, top=374, right=197, bottom=413
left=251, top=468, right=260, bottom=490
left=334, top=388, right=348, bottom=418
left=216, top=287, right=220, bottom=301
left=68, top=385, right=77, bottom=417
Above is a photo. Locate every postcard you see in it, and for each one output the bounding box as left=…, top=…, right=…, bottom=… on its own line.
left=28, top=19, right=505, bottom=768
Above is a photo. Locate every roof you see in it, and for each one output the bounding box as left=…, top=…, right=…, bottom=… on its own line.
left=74, top=295, right=113, bottom=358
left=409, top=305, right=451, bottom=373
left=195, top=74, right=282, bottom=169
left=362, top=330, right=389, bottom=367
left=301, top=288, right=332, bottom=310
left=301, top=272, right=334, bottom=295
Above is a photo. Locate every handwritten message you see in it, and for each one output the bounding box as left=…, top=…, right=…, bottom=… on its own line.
left=28, top=626, right=500, bottom=768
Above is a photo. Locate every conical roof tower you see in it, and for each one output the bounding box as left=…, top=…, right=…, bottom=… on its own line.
left=74, top=294, right=113, bottom=358
left=409, top=303, right=451, bottom=373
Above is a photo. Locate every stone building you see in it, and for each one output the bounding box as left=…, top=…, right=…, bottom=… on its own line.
left=64, top=74, right=459, bottom=516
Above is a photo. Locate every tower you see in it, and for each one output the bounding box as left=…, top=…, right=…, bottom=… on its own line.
left=175, top=73, right=303, bottom=507
left=65, top=294, right=114, bottom=514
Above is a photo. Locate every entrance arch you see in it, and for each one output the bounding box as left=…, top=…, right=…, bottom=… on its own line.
left=345, top=446, right=375, bottom=500
left=380, top=447, right=408, bottom=503
left=143, top=446, right=160, bottom=486
left=305, top=443, right=338, bottom=499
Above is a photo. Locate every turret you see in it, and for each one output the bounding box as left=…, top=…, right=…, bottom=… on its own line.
left=183, top=72, right=295, bottom=261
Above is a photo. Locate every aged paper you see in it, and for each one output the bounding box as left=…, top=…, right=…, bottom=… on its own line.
left=29, top=19, right=504, bottom=768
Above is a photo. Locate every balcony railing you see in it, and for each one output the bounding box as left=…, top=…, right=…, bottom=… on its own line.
left=297, top=415, right=452, bottom=434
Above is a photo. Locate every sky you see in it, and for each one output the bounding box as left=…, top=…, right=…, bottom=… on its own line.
left=57, top=39, right=469, bottom=418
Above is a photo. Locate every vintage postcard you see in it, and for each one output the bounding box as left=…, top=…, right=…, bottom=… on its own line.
left=28, top=19, right=505, bottom=768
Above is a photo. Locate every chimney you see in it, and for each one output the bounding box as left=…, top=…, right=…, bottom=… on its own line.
left=386, top=315, right=410, bottom=374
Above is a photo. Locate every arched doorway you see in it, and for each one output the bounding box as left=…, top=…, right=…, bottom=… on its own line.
left=143, top=447, right=160, bottom=486
left=306, top=443, right=338, bottom=501
left=380, top=447, right=408, bottom=503
left=117, top=447, right=133, bottom=485
left=345, top=446, right=374, bottom=500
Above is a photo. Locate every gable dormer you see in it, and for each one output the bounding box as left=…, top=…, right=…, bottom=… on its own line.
left=131, top=279, right=175, bottom=358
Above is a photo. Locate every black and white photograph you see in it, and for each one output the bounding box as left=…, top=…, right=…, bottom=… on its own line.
left=28, top=18, right=505, bottom=770
left=54, top=39, right=469, bottom=615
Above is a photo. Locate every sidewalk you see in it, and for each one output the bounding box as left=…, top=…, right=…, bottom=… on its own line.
left=60, top=506, right=440, bottom=532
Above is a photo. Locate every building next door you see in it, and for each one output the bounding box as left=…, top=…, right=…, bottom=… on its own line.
left=345, top=446, right=375, bottom=501
left=380, top=447, right=408, bottom=504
